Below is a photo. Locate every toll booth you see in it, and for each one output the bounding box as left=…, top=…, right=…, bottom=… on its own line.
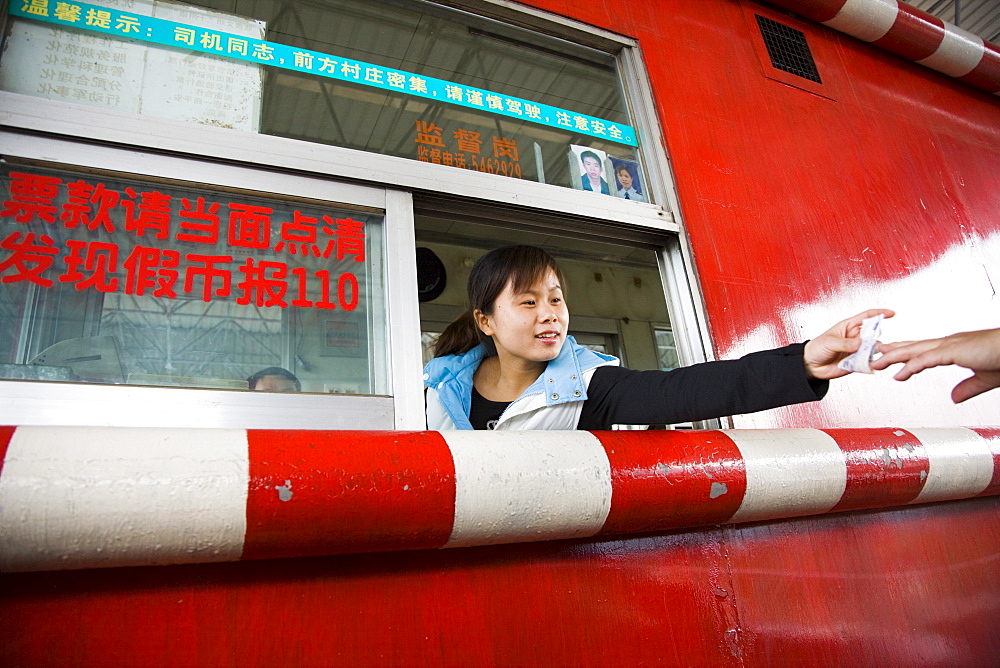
left=1, top=0, right=998, bottom=664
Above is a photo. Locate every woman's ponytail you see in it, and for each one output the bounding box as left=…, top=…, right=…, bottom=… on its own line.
left=432, top=310, right=485, bottom=358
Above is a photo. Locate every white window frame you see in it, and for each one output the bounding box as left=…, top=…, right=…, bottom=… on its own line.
left=0, top=131, right=424, bottom=430
left=0, top=0, right=718, bottom=428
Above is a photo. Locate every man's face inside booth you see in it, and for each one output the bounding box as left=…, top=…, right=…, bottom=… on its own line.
left=254, top=374, right=299, bottom=392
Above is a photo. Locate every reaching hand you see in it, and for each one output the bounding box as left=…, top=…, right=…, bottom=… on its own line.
left=870, top=328, right=1000, bottom=403
left=803, top=309, right=896, bottom=380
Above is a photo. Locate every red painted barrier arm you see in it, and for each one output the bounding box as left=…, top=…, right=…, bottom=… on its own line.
left=764, top=0, right=1000, bottom=95
left=0, top=426, right=997, bottom=572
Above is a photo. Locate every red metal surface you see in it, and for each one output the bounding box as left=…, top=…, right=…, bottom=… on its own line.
left=0, top=425, right=12, bottom=476
left=243, top=430, right=456, bottom=560
left=526, top=0, right=1000, bottom=428
left=598, top=429, right=747, bottom=534
left=3, top=2, right=1000, bottom=665
left=824, top=427, right=928, bottom=511
left=765, top=0, right=1000, bottom=94
left=972, top=426, right=1000, bottom=496
left=3, top=496, right=998, bottom=666
left=5, top=426, right=996, bottom=573
left=963, top=40, right=1000, bottom=92
left=873, top=3, right=945, bottom=61
left=724, top=500, right=1000, bottom=663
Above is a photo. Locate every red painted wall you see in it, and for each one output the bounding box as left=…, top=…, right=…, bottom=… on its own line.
left=524, top=0, right=1000, bottom=428
left=4, top=497, right=998, bottom=665
left=2, top=2, right=999, bottom=665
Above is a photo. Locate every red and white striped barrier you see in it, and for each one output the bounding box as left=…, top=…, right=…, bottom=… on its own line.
left=766, top=0, right=1000, bottom=95
left=0, top=425, right=997, bottom=572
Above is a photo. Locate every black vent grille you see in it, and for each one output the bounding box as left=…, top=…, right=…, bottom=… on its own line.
left=755, top=15, right=822, bottom=84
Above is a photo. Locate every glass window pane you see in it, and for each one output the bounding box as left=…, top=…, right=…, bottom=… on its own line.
left=0, top=162, right=389, bottom=395
left=1, top=0, right=650, bottom=200
left=0, top=0, right=266, bottom=131
left=420, top=330, right=438, bottom=367
left=414, top=212, right=670, bottom=370
left=654, top=327, right=679, bottom=371
left=571, top=333, right=613, bottom=356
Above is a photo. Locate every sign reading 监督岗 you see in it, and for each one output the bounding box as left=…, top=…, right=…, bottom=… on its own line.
left=11, top=0, right=638, bottom=147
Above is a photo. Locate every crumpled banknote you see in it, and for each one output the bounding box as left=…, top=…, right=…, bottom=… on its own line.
left=837, top=313, right=884, bottom=374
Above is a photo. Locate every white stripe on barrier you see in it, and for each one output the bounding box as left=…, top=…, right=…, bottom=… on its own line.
left=823, top=0, right=899, bottom=43
left=908, top=427, right=994, bottom=504
left=727, top=429, right=847, bottom=523
left=0, top=426, right=249, bottom=572
left=916, top=26, right=984, bottom=77
left=443, top=430, right=612, bottom=548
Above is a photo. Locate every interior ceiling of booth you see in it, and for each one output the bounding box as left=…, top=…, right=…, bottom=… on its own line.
left=909, top=0, right=1000, bottom=43
left=238, top=0, right=999, bottom=170
left=413, top=213, right=662, bottom=269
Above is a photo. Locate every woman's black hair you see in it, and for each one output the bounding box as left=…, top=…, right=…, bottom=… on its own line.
left=433, top=245, right=565, bottom=358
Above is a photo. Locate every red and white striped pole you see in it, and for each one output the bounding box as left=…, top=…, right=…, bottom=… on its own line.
left=765, top=0, right=1000, bottom=95
left=0, top=425, right=997, bottom=572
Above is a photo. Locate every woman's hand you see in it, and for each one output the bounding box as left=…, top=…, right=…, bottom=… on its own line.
left=870, top=328, right=1000, bottom=403
left=803, top=309, right=896, bottom=380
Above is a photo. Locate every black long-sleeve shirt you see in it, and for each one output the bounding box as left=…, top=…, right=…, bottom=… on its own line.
left=469, top=343, right=827, bottom=430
